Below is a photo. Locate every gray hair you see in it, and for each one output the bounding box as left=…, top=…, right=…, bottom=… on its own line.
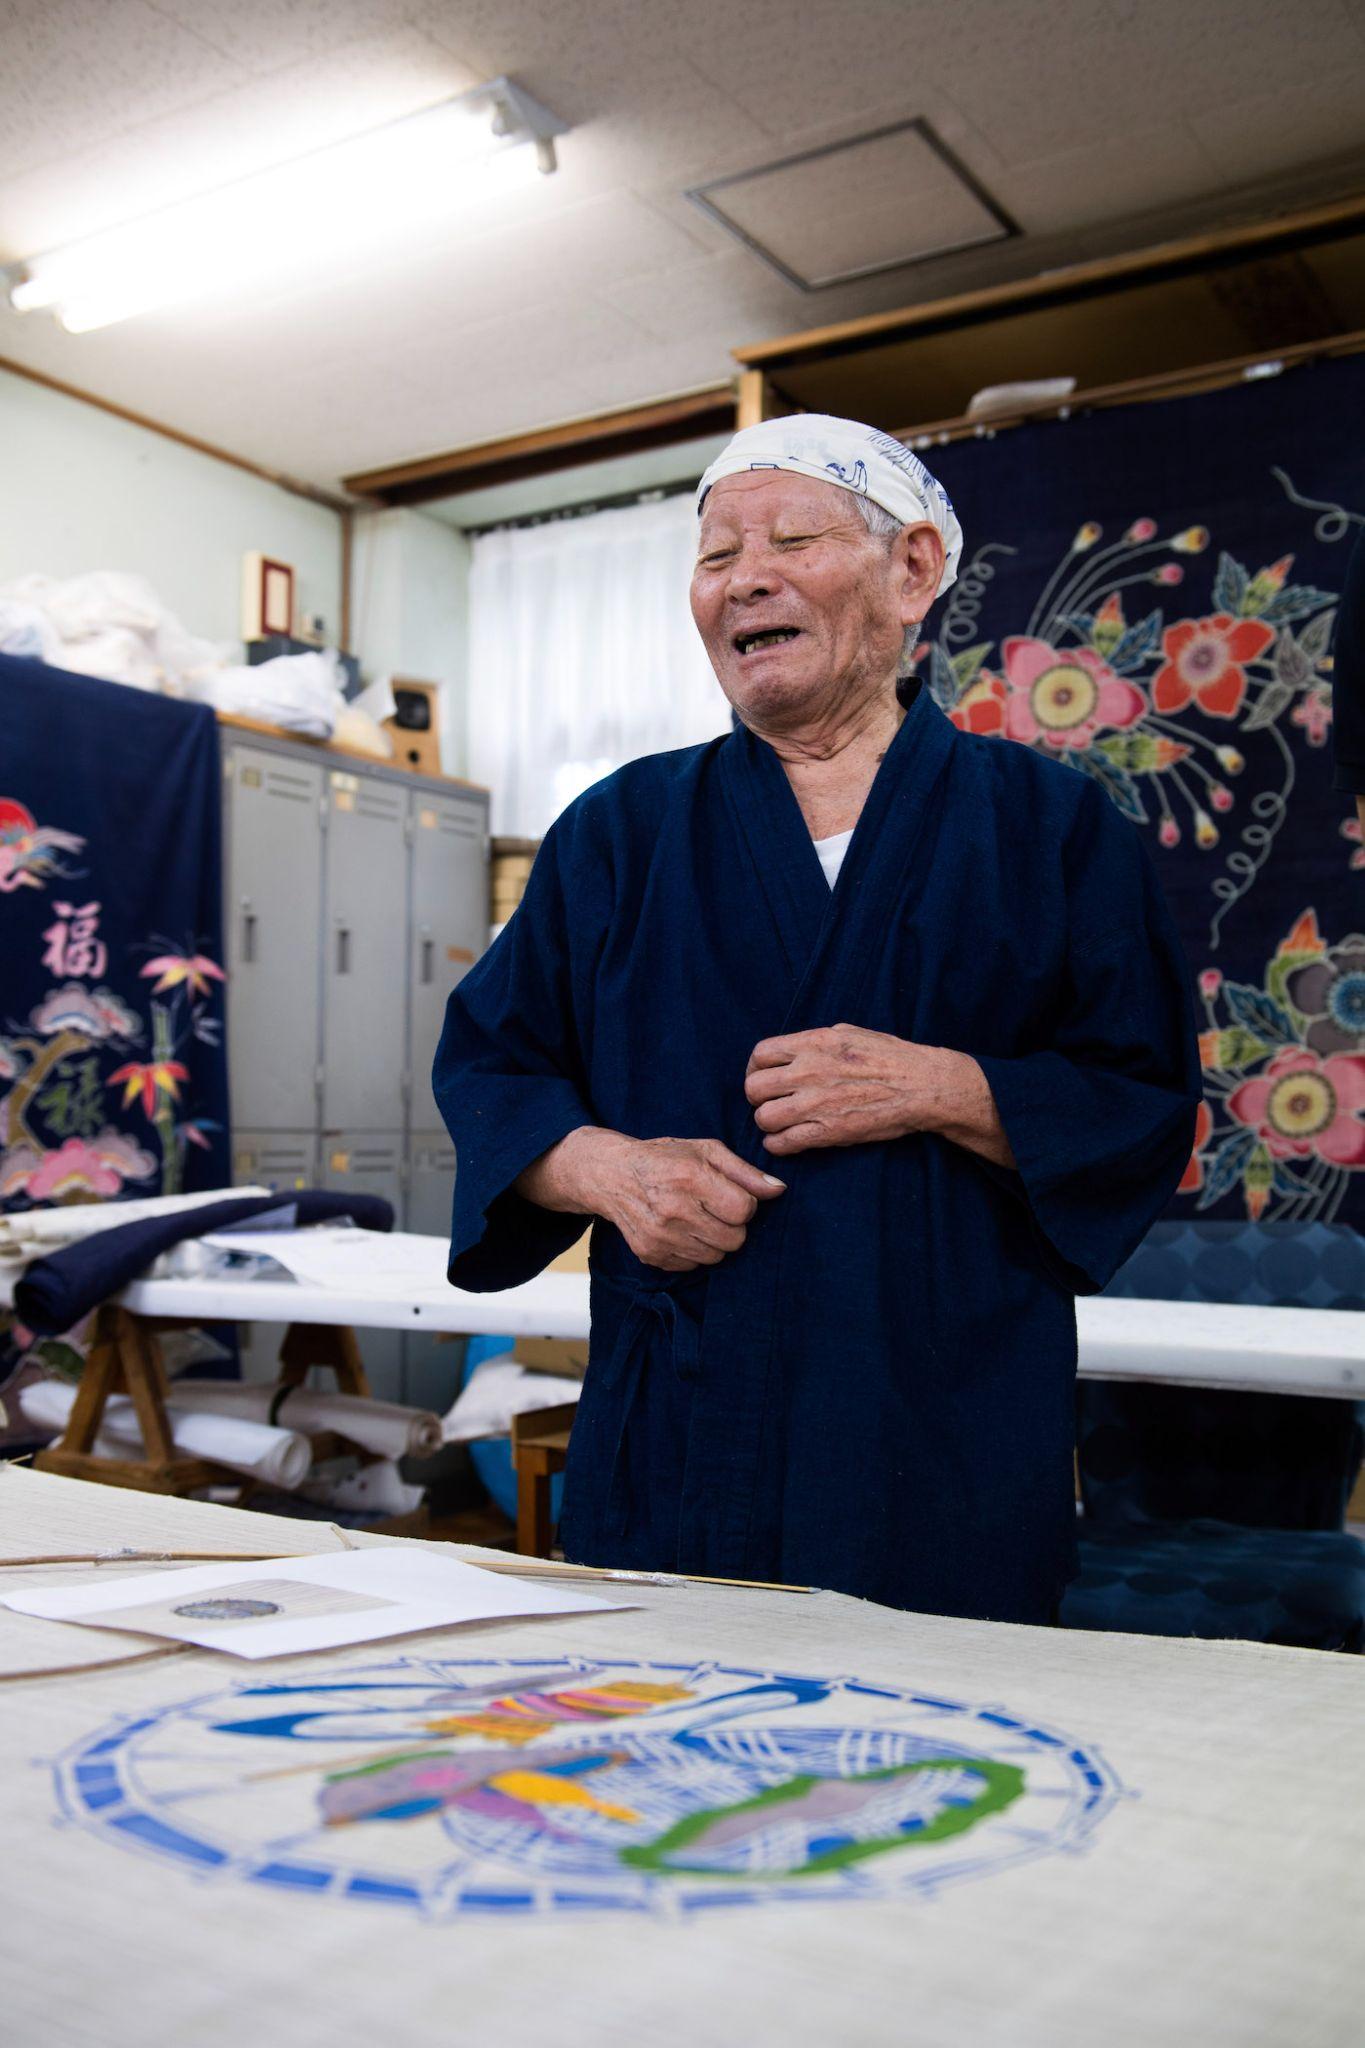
left=852, top=493, right=922, bottom=678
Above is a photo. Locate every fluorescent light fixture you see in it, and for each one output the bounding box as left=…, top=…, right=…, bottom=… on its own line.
left=5, top=77, right=565, bottom=333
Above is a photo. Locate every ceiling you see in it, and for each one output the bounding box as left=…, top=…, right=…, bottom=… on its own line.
left=2, top=0, right=1365, bottom=497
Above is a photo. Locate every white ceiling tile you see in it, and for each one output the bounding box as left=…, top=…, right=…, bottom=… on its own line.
left=149, top=0, right=431, bottom=70
left=700, top=124, right=1009, bottom=286
left=1002, top=123, right=1221, bottom=238
left=0, top=24, right=480, bottom=258
left=1192, top=78, right=1365, bottom=188
left=0, top=0, right=247, bottom=181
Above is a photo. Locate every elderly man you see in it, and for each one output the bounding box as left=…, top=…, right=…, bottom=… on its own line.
left=434, top=414, right=1200, bottom=1624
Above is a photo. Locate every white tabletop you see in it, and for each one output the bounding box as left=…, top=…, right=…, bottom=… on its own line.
left=4, top=1230, right=1359, bottom=1401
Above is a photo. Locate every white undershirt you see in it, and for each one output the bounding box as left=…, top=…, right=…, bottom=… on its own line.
left=812, top=828, right=855, bottom=889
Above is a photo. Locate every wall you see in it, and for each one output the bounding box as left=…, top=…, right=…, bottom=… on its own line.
left=351, top=507, right=471, bottom=778
left=0, top=366, right=343, bottom=650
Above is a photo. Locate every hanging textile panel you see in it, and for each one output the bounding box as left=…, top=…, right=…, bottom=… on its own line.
left=0, top=654, right=229, bottom=1420
left=919, top=354, right=1365, bottom=1230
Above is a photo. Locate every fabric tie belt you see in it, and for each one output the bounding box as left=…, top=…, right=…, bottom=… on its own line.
left=596, top=1280, right=702, bottom=1539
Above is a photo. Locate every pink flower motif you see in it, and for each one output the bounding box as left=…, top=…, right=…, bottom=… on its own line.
left=1126, top=518, right=1157, bottom=543
left=1343, top=818, right=1365, bottom=871
left=1154, top=564, right=1185, bottom=586
left=1291, top=689, right=1333, bottom=747
left=1160, top=817, right=1181, bottom=848
left=1210, top=783, right=1233, bottom=812
left=1000, top=638, right=1146, bottom=751
left=1199, top=969, right=1223, bottom=1000
left=1228, top=1048, right=1365, bottom=1167
left=25, top=1137, right=127, bottom=1201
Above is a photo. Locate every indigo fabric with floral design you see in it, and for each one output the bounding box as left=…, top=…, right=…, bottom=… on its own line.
left=0, top=653, right=229, bottom=1440
left=922, top=356, right=1365, bottom=1232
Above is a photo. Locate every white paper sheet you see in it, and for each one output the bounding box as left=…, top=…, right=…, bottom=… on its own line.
left=1, top=1548, right=627, bottom=1660
left=202, top=1226, right=451, bottom=1295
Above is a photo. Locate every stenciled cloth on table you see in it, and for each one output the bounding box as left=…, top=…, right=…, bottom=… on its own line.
left=12, top=1189, right=394, bottom=1334
left=1, top=1464, right=1363, bottom=2048
left=0, top=653, right=231, bottom=1438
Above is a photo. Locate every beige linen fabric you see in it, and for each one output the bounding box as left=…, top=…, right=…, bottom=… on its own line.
left=1, top=1465, right=1361, bottom=2048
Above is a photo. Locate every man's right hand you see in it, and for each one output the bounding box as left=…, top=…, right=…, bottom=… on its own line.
left=515, top=1127, right=785, bottom=1272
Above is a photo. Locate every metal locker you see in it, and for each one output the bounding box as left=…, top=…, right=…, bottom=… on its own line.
left=320, top=771, right=409, bottom=1131
left=409, top=793, right=488, bottom=1130
left=403, top=1131, right=462, bottom=1415
left=224, top=746, right=324, bottom=1130
left=230, top=1131, right=318, bottom=1386
left=317, top=1133, right=406, bottom=1402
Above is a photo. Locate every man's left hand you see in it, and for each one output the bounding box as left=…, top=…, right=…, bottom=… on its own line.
left=744, top=1025, right=1015, bottom=1167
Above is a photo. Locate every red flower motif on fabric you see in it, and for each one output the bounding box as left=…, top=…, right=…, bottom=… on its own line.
left=1227, top=1049, right=1365, bottom=1168
left=999, top=638, right=1145, bottom=751
left=1177, top=1098, right=1214, bottom=1194
left=1151, top=614, right=1273, bottom=719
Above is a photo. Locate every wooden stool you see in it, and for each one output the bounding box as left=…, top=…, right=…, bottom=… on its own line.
left=509, top=1403, right=578, bottom=1557
left=34, top=1307, right=373, bottom=1496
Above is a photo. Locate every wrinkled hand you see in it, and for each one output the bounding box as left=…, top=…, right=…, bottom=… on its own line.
left=744, top=1024, right=954, bottom=1156
left=600, top=1135, right=785, bottom=1272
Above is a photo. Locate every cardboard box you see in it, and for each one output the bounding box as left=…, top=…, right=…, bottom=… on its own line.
left=514, top=1335, right=588, bottom=1380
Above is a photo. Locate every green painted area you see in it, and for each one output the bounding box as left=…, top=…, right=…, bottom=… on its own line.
left=619, top=1757, right=1025, bottom=1880
left=325, top=1749, right=452, bottom=1784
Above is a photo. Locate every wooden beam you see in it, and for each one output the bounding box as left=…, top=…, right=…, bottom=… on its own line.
left=343, top=388, right=737, bottom=507
left=890, top=327, right=1365, bottom=449
left=734, top=192, right=1365, bottom=372
left=736, top=369, right=777, bottom=429
left=0, top=351, right=353, bottom=513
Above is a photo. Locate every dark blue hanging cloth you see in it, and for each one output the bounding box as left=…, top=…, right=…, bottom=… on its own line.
left=1, top=655, right=233, bottom=1427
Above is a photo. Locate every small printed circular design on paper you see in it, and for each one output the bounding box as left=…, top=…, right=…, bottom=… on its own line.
left=51, top=1656, right=1123, bottom=1918
left=171, top=1599, right=283, bottom=1621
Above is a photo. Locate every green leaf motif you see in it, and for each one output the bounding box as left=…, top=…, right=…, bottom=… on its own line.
left=1259, top=585, right=1337, bottom=625
left=1266, top=949, right=1318, bottom=1020
left=1070, top=746, right=1148, bottom=823
left=1223, top=982, right=1298, bottom=1048
left=1213, top=1026, right=1274, bottom=1071
left=1244, top=1144, right=1274, bottom=1194
left=949, top=643, right=992, bottom=692
left=1108, top=609, right=1162, bottom=674
left=1272, top=627, right=1313, bottom=690
left=1197, top=1127, right=1256, bottom=1209
left=1242, top=679, right=1295, bottom=734
left=926, top=642, right=958, bottom=710
left=1212, top=551, right=1248, bottom=614
left=1095, top=731, right=1164, bottom=774
left=1298, top=607, right=1337, bottom=663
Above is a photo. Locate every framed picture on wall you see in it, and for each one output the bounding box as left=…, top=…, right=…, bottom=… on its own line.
left=241, top=552, right=296, bottom=640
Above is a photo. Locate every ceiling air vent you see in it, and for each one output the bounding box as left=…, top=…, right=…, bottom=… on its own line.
left=686, top=117, right=1017, bottom=293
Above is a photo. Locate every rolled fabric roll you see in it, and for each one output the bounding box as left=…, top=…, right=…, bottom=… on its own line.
left=18, top=1379, right=312, bottom=1490
left=165, top=1380, right=442, bottom=1460
left=0, top=1186, right=270, bottom=1261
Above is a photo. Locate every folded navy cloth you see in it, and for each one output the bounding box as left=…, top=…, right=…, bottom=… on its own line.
left=13, top=1190, right=394, bottom=1335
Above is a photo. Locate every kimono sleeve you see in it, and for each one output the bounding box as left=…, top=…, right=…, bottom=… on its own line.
left=432, top=816, right=601, bottom=1290
left=973, top=780, right=1201, bottom=1295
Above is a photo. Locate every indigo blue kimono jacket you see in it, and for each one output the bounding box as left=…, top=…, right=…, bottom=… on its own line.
left=434, top=686, right=1200, bottom=1622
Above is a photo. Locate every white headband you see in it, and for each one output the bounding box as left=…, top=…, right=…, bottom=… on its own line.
left=697, top=412, right=964, bottom=600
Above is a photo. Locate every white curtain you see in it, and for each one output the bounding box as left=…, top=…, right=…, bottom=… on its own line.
left=467, top=492, right=729, bottom=836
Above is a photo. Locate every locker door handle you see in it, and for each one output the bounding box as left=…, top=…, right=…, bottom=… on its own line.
left=242, top=909, right=257, bottom=963
left=420, top=938, right=434, bottom=985
left=336, top=925, right=351, bottom=974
